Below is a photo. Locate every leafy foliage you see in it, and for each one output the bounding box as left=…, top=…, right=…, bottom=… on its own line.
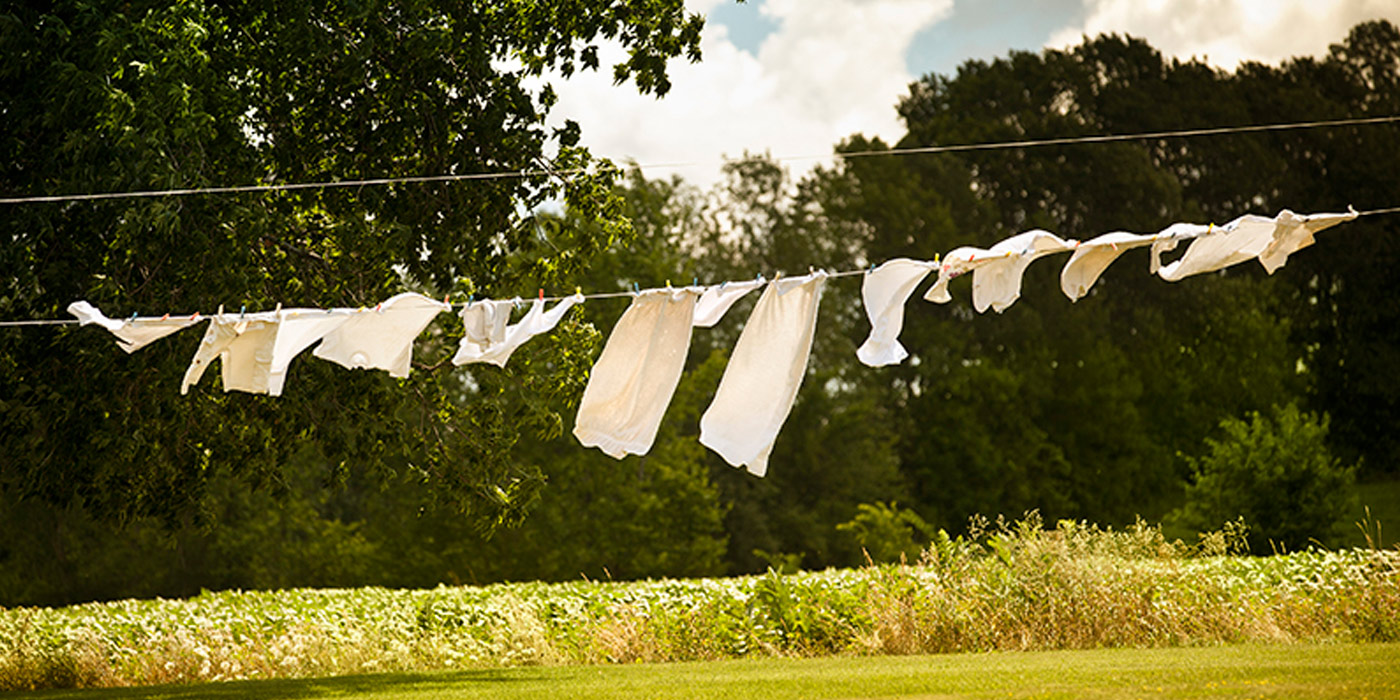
left=1173, top=404, right=1357, bottom=551
left=3, top=517, right=1398, bottom=691
left=0, top=1, right=704, bottom=527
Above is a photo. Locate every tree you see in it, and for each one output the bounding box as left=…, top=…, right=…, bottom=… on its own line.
left=1171, top=404, right=1357, bottom=551
left=0, top=1, right=705, bottom=529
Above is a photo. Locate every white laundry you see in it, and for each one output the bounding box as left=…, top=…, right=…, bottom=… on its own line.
left=67, top=301, right=204, bottom=353
left=266, top=309, right=353, bottom=396
left=312, top=292, right=449, bottom=377
left=923, top=246, right=999, bottom=305
left=1146, top=222, right=1213, bottom=275
left=693, top=279, right=764, bottom=327
left=181, top=310, right=279, bottom=395
left=926, top=232, right=1075, bottom=313
left=857, top=259, right=936, bottom=367
left=573, top=287, right=700, bottom=459
left=700, top=272, right=826, bottom=477
left=1257, top=209, right=1357, bottom=273
left=1154, top=216, right=1278, bottom=282
left=451, top=293, right=584, bottom=367
left=451, top=299, right=516, bottom=365
left=1059, top=232, right=1161, bottom=301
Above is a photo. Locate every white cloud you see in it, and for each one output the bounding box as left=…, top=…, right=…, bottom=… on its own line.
left=549, top=0, right=953, bottom=186
left=1048, top=0, right=1398, bottom=68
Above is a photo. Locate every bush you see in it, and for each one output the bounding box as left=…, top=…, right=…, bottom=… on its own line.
left=836, top=502, right=934, bottom=564
left=1172, top=404, right=1356, bottom=551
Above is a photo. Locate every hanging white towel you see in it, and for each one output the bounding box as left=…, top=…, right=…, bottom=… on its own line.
left=1059, top=232, right=1160, bottom=301
left=451, top=299, right=515, bottom=365
left=700, top=272, right=826, bottom=477
left=67, top=301, right=204, bottom=353
left=1257, top=209, right=1357, bottom=273
left=693, top=279, right=764, bottom=327
left=573, top=287, right=700, bottom=459
left=451, top=293, right=584, bottom=367
left=181, top=310, right=279, bottom=395
left=857, top=259, right=936, bottom=367
left=312, top=292, right=449, bottom=378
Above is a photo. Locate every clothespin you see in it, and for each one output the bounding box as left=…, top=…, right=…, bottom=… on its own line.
left=443, top=294, right=451, bottom=306
left=375, top=302, right=383, bottom=313
left=129, top=312, right=138, bottom=323
left=538, top=288, right=544, bottom=301
left=692, top=277, right=698, bottom=287
left=274, top=303, right=282, bottom=315
left=217, top=304, right=225, bottom=318
left=160, top=313, right=169, bottom=321
left=239, top=305, right=246, bottom=319
left=968, top=254, right=975, bottom=263
left=190, top=311, right=200, bottom=321
left=665, top=279, right=672, bottom=290
left=575, top=286, right=582, bottom=296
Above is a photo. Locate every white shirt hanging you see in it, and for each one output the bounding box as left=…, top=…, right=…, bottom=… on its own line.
left=574, top=287, right=700, bottom=459
left=857, top=259, right=936, bottom=367
left=312, top=292, right=449, bottom=378
left=700, top=272, right=826, bottom=477
left=181, top=310, right=280, bottom=395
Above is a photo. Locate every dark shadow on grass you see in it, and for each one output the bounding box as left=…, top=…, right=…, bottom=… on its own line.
left=18, top=668, right=564, bottom=700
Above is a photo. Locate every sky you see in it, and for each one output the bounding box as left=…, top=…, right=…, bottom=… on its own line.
left=549, top=0, right=1399, bottom=186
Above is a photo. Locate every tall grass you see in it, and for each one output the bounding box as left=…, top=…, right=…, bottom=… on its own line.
left=2, top=515, right=1396, bottom=691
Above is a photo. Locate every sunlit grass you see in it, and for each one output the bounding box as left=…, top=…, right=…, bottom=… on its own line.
left=15, top=643, right=1400, bottom=700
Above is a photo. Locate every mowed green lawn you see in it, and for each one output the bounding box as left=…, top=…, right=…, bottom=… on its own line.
left=17, top=643, right=1400, bottom=700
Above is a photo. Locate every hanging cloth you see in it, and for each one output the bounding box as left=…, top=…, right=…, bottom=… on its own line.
left=700, top=272, right=826, bottom=477
left=1059, top=232, right=1161, bottom=301
left=451, top=293, right=584, bottom=367
left=573, top=287, right=701, bottom=459
left=312, top=292, right=449, bottom=378
left=181, top=310, right=279, bottom=395
left=67, top=301, right=204, bottom=353
left=1154, top=216, right=1275, bottom=282
left=857, top=259, right=936, bottom=367
left=925, top=231, right=1076, bottom=313
left=266, top=308, right=353, bottom=395
left=451, top=299, right=516, bottom=365
left=1257, top=208, right=1358, bottom=273
left=692, top=279, right=764, bottom=327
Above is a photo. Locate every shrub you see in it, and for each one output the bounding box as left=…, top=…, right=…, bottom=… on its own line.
left=1172, top=404, right=1357, bottom=551
left=836, top=502, right=933, bottom=564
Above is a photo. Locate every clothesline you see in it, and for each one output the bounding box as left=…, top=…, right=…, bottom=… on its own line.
left=1, top=115, right=1397, bottom=205
left=2, top=207, right=1397, bottom=328
left=9, top=205, right=1386, bottom=478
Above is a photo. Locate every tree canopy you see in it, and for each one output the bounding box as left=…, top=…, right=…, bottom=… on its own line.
left=0, top=0, right=704, bottom=528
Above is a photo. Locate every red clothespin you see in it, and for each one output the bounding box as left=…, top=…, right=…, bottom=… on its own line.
left=538, top=288, right=544, bottom=301
left=375, top=302, right=383, bottom=313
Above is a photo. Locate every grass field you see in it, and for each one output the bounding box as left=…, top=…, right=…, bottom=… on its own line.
left=13, top=643, right=1400, bottom=700
left=4, top=516, right=1398, bottom=693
